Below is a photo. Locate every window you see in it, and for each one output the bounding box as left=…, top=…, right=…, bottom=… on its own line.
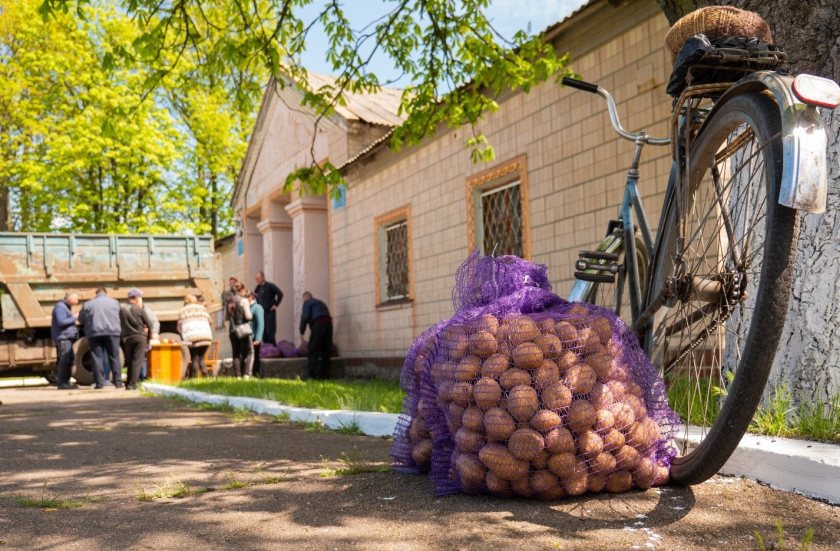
left=466, top=155, right=530, bottom=258
left=375, top=205, right=413, bottom=305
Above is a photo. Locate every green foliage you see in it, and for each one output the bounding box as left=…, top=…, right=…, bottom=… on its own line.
left=39, top=0, right=573, bottom=197
left=754, top=521, right=814, bottom=551
left=15, top=485, right=101, bottom=510
left=136, top=479, right=208, bottom=501
left=320, top=452, right=390, bottom=478
left=751, top=384, right=840, bottom=443
left=175, top=376, right=405, bottom=413
left=667, top=375, right=723, bottom=427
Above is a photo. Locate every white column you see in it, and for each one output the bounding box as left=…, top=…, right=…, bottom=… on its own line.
left=285, top=194, right=330, bottom=345
left=257, top=215, right=294, bottom=344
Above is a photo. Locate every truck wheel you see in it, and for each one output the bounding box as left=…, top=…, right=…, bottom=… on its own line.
left=73, top=338, right=125, bottom=386
left=159, top=332, right=190, bottom=379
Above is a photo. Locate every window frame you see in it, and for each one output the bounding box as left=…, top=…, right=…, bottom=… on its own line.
left=465, top=155, right=531, bottom=259
left=374, top=205, right=414, bottom=308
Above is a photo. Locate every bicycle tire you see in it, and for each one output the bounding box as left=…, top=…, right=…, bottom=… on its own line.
left=645, top=92, right=799, bottom=485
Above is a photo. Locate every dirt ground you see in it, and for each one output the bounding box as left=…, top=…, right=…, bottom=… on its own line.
left=0, top=387, right=838, bottom=551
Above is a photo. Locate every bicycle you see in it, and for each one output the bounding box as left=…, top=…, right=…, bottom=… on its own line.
left=564, top=43, right=840, bottom=485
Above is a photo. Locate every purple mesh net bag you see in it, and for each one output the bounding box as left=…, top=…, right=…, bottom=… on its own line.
left=391, top=252, right=679, bottom=498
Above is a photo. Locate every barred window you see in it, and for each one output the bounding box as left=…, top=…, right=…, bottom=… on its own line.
left=384, top=221, right=409, bottom=300
left=478, top=180, right=523, bottom=257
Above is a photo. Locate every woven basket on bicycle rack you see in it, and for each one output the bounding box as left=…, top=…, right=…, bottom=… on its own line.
left=665, top=6, right=772, bottom=58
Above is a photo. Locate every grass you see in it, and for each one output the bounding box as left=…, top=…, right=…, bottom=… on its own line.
left=174, top=377, right=404, bottom=413
left=15, top=485, right=101, bottom=510
left=136, top=479, right=209, bottom=502
left=754, top=521, right=814, bottom=550
left=668, top=377, right=840, bottom=444
left=320, top=452, right=391, bottom=478
left=219, top=471, right=288, bottom=490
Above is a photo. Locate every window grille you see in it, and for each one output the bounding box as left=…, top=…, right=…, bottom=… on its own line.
left=384, top=221, right=409, bottom=300
left=480, top=181, right=523, bottom=257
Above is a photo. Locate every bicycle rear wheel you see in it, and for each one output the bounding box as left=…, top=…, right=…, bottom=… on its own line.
left=646, top=92, right=799, bottom=485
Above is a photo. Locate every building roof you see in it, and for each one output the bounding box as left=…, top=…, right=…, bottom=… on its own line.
left=308, top=72, right=405, bottom=127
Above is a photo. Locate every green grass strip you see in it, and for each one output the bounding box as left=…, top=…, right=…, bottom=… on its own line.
left=174, top=377, right=405, bottom=414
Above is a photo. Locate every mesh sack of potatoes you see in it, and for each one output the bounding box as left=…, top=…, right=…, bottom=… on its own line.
left=392, top=252, right=679, bottom=499
left=664, top=6, right=772, bottom=58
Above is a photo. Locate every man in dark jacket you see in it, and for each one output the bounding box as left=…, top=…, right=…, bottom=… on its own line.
left=299, top=291, right=332, bottom=380
left=79, top=288, right=122, bottom=389
left=120, top=288, right=154, bottom=390
left=51, top=292, right=79, bottom=389
left=255, top=271, right=283, bottom=345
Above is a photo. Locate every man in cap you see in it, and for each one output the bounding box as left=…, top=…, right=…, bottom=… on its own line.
left=120, top=288, right=154, bottom=390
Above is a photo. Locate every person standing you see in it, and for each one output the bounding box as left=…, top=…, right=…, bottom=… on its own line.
left=136, top=295, right=160, bottom=381
left=254, top=271, right=282, bottom=345
left=79, top=288, right=122, bottom=389
left=225, top=283, right=253, bottom=378
left=51, top=292, right=79, bottom=390
left=248, top=292, right=264, bottom=378
left=299, top=291, right=332, bottom=380
left=178, top=294, right=213, bottom=378
left=120, top=289, right=153, bottom=390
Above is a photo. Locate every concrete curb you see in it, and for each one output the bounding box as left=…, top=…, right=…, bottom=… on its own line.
left=142, top=383, right=839, bottom=504
left=0, top=377, right=50, bottom=389
left=141, top=383, right=401, bottom=437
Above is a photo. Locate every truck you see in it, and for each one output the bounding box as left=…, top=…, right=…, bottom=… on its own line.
left=0, top=232, right=221, bottom=384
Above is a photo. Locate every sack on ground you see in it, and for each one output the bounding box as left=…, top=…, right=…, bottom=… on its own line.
left=391, top=252, right=679, bottom=499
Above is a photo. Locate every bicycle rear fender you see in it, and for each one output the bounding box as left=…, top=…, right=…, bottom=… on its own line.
left=704, top=71, right=829, bottom=214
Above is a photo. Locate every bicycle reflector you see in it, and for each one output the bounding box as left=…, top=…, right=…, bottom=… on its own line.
left=791, top=74, right=840, bottom=108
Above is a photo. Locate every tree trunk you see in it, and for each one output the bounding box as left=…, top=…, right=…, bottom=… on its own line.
left=657, top=0, right=840, bottom=403
left=0, top=185, right=9, bottom=231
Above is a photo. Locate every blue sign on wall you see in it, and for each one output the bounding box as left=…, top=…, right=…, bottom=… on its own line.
left=236, top=239, right=244, bottom=257
left=332, top=184, right=347, bottom=210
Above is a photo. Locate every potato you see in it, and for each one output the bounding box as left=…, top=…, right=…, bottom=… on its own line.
left=456, top=453, right=487, bottom=487
left=566, top=400, right=597, bottom=433
left=430, top=361, right=447, bottom=385
left=461, top=406, right=485, bottom=432
left=632, top=456, right=656, bottom=490
left=507, top=385, right=540, bottom=422
left=542, top=382, right=573, bottom=411
left=605, top=470, right=633, bottom=493
left=497, top=340, right=513, bottom=358
left=499, top=368, right=531, bottom=390
left=588, top=473, right=607, bottom=493
left=505, top=316, right=541, bottom=346
left=481, top=354, right=510, bottom=379
left=447, top=402, right=465, bottom=433
left=473, top=377, right=503, bottom=410
left=624, top=394, right=648, bottom=420
left=531, top=470, right=564, bottom=499
left=565, top=363, right=597, bottom=395
left=438, top=380, right=455, bottom=404
left=411, top=438, right=433, bottom=466
left=471, top=314, right=500, bottom=336
left=508, top=428, right=545, bottom=461
left=585, top=352, right=612, bottom=381
left=590, top=316, right=613, bottom=344
left=531, top=449, right=550, bottom=470
left=483, top=407, right=517, bottom=442
left=537, top=318, right=556, bottom=334
left=605, top=380, right=627, bottom=399
left=577, top=327, right=601, bottom=355
left=413, top=354, right=429, bottom=376
left=576, top=429, right=604, bottom=458
left=627, top=418, right=661, bottom=453
left=455, top=427, right=486, bottom=453
left=589, top=382, right=615, bottom=409
left=602, top=428, right=626, bottom=452
left=591, top=451, right=617, bottom=475
left=609, top=401, right=636, bottom=433
left=614, top=444, right=642, bottom=470
left=606, top=360, right=629, bottom=382
left=534, top=334, right=563, bottom=359
left=479, top=443, right=530, bottom=481
left=533, top=359, right=560, bottom=390
left=486, top=471, right=512, bottom=496
left=469, top=330, right=498, bottom=358
left=563, top=459, right=589, bottom=495
left=447, top=333, right=470, bottom=361
left=544, top=427, right=576, bottom=454
left=595, top=408, right=615, bottom=433
left=547, top=452, right=576, bottom=478
left=408, top=416, right=430, bottom=443
left=565, top=303, right=591, bottom=317
left=625, top=381, right=644, bottom=399
left=530, top=410, right=562, bottom=433
left=584, top=343, right=608, bottom=360
left=554, top=321, right=578, bottom=346
left=654, top=463, right=670, bottom=486
left=454, top=355, right=482, bottom=382
left=511, top=476, right=533, bottom=497
left=512, top=342, right=544, bottom=370
left=556, top=350, right=579, bottom=370
left=451, top=382, right=474, bottom=406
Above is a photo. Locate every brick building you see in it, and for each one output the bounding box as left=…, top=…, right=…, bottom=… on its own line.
left=232, top=0, right=675, bottom=373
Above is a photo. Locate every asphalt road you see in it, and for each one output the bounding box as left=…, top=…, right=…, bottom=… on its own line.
left=0, top=387, right=838, bottom=550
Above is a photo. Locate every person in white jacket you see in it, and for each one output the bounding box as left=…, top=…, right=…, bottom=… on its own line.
left=178, top=295, right=214, bottom=378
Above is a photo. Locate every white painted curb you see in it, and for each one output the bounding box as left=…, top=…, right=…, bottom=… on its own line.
left=0, top=377, right=50, bottom=389
left=142, top=383, right=400, bottom=437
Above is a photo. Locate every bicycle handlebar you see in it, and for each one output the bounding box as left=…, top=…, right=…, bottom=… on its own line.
left=561, top=76, right=671, bottom=146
